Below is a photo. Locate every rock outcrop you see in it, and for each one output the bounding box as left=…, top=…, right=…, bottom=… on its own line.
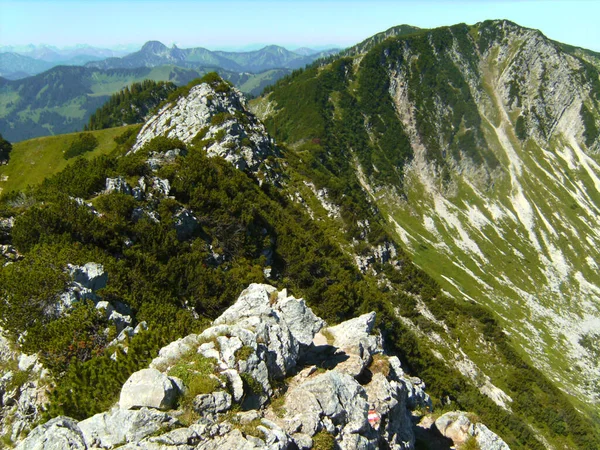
left=435, top=411, right=510, bottom=450
left=131, top=79, right=279, bottom=182
left=119, top=368, right=181, bottom=411
left=18, top=283, right=507, bottom=449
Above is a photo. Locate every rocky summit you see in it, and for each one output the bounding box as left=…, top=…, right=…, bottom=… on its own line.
left=16, top=284, right=506, bottom=449
left=132, top=76, right=279, bottom=181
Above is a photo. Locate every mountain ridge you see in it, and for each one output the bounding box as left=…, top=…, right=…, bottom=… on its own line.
left=251, top=17, right=600, bottom=423
left=85, top=40, right=339, bottom=73
left=1, top=20, right=600, bottom=449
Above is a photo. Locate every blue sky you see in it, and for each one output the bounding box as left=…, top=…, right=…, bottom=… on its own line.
left=1, top=0, right=599, bottom=51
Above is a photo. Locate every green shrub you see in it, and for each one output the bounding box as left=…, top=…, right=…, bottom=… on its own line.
left=313, top=430, right=336, bottom=450
left=234, top=346, right=254, bottom=361
left=211, top=112, right=233, bottom=126
left=240, top=372, right=263, bottom=396
left=64, top=133, right=99, bottom=160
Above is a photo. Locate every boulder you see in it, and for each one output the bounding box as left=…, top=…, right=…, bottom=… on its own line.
left=152, top=177, right=170, bottom=196
left=16, top=416, right=85, bottom=450
left=276, top=290, right=325, bottom=347
left=435, top=411, right=510, bottom=450
left=193, top=391, right=232, bottom=416
left=283, top=371, right=369, bottom=438
left=119, top=368, right=180, bottom=410
left=213, top=284, right=300, bottom=379
left=174, top=208, right=199, bottom=240
left=79, top=407, right=178, bottom=448
left=325, top=312, right=382, bottom=378
left=105, top=177, right=132, bottom=195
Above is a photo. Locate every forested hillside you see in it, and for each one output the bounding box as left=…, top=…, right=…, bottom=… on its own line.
left=84, top=80, right=177, bottom=131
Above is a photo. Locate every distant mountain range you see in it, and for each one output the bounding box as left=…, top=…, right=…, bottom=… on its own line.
left=0, top=44, right=131, bottom=79
left=85, top=41, right=339, bottom=72
left=0, top=41, right=341, bottom=141
left=0, top=42, right=340, bottom=80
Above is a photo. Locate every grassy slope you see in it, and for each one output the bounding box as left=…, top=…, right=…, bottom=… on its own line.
left=0, top=125, right=135, bottom=193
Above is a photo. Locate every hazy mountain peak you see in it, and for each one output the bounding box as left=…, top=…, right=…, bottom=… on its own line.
left=140, top=40, right=168, bottom=54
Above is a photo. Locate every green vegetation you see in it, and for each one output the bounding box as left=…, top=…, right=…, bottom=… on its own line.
left=0, top=133, right=12, bottom=163
left=0, top=125, right=137, bottom=193
left=235, top=346, right=254, bottom=361
left=312, top=430, right=336, bottom=450
left=240, top=372, right=263, bottom=397
left=85, top=80, right=177, bottom=131
left=168, top=350, right=221, bottom=404
left=63, top=133, right=99, bottom=159
left=254, top=24, right=600, bottom=449
left=515, top=115, right=527, bottom=141
left=581, top=103, right=599, bottom=147
left=461, top=436, right=482, bottom=450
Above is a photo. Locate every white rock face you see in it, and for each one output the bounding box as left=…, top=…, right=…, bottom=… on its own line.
left=435, top=411, right=510, bottom=450
left=78, top=407, right=177, bottom=448
left=131, top=81, right=278, bottom=178
left=105, top=177, right=131, bottom=195
left=16, top=416, right=86, bottom=450
left=119, top=368, right=179, bottom=411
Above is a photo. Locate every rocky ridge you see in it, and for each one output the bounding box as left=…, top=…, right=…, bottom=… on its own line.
left=16, top=283, right=508, bottom=449
left=132, top=79, right=279, bottom=182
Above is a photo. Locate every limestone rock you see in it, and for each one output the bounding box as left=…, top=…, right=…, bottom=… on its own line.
left=105, top=176, right=132, bottom=195
left=326, top=312, right=382, bottom=378
left=79, top=407, right=178, bottom=448
left=131, top=81, right=279, bottom=181
left=193, top=391, right=232, bottom=416
left=435, top=411, right=510, bottom=450
left=283, top=371, right=370, bottom=444
left=146, top=148, right=186, bottom=171
left=276, top=290, right=325, bottom=347
left=150, top=334, right=201, bottom=370
left=16, top=283, right=503, bottom=450
left=16, top=416, right=85, bottom=450
left=119, top=368, right=180, bottom=410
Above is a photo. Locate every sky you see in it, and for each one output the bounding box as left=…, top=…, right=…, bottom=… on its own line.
left=1, top=0, right=599, bottom=52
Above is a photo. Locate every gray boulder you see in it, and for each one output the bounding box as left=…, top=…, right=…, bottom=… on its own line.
left=435, top=411, right=510, bottom=450
left=119, top=368, right=180, bottom=410
left=283, top=371, right=370, bottom=441
left=193, top=391, right=233, bottom=416
left=174, top=208, right=199, bottom=240
left=16, top=416, right=85, bottom=450
left=79, top=407, right=178, bottom=448
left=105, top=176, right=132, bottom=195
left=276, top=289, right=325, bottom=347
left=325, top=312, right=382, bottom=378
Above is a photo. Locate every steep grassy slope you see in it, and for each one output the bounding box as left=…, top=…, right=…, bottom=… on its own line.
left=0, top=125, right=137, bottom=193
left=0, top=65, right=289, bottom=142
left=251, top=19, right=600, bottom=447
